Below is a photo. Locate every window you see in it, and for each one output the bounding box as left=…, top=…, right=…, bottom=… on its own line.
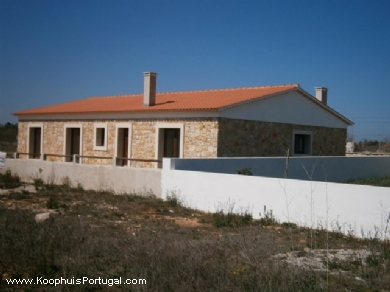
left=94, top=124, right=108, bottom=151
left=96, top=128, right=105, bottom=146
left=292, top=130, right=312, bottom=155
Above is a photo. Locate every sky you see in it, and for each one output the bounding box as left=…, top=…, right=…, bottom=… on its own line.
left=0, top=0, right=389, bottom=141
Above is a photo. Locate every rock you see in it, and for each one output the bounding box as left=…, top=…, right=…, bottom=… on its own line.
left=35, top=212, right=51, bottom=223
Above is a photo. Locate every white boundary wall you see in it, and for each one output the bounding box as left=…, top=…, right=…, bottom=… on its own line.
left=3, top=156, right=390, bottom=238
left=4, top=159, right=161, bottom=197
left=162, top=158, right=390, bottom=239
left=166, top=156, right=390, bottom=182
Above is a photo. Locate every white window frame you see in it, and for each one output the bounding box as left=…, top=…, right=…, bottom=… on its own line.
left=114, top=123, right=132, bottom=166
left=292, top=129, right=313, bottom=156
left=93, top=123, right=108, bottom=151
left=63, top=123, right=83, bottom=163
left=27, top=123, right=43, bottom=159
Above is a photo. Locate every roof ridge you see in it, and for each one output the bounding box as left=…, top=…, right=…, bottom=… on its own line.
left=87, top=84, right=299, bottom=99
left=158, top=84, right=299, bottom=95
left=88, top=93, right=141, bottom=99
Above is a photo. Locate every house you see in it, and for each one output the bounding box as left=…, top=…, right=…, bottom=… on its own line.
left=13, top=72, right=353, bottom=168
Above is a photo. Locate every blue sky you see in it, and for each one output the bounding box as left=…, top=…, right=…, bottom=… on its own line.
left=1, top=0, right=389, bottom=141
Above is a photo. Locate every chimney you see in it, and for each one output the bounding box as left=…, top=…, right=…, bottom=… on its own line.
left=315, top=87, right=328, bottom=105
left=143, top=72, right=157, bottom=106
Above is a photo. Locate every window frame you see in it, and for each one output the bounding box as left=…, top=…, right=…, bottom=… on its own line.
left=292, top=129, right=313, bottom=156
left=93, top=123, right=108, bottom=151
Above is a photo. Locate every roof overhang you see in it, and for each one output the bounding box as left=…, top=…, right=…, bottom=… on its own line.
left=16, top=110, right=220, bottom=121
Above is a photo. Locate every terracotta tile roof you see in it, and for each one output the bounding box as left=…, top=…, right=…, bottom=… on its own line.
left=14, top=84, right=299, bottom=115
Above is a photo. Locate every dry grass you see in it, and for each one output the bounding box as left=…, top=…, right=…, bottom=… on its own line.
left=0, top=179, right=389, bottom=291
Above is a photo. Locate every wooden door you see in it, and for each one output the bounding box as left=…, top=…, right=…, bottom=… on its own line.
left=122, top=128, right=129, bottom=166
left=33, top=128, right=41, bottom=158
left=163, top=129, right=180, bottom=158
left=71, top=128, right=80, bottom=156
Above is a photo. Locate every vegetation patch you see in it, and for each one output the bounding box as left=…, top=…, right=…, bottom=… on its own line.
left=0, top=178, right=390, bottom=291
left=0, top=170, right=21, bottom=189
left=347, top=176, right=390, bottom=187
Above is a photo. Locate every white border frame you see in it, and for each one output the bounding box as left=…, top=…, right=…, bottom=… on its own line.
left=114, top=123, right=132, bottom=167
left=292, top=129, right=313, bottom=156
left=93, top=123, right=108, bottom=151
left=27, top=123, right=43, bottom=159
left=155, top=122, right=184, bottom=163
left=63, top=123, right=83, bottom=163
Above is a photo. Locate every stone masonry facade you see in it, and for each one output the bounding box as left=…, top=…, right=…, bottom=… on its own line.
left=17, top=117, right=346, bottom=168
left=217, top=118, right=346, bottom=157
left=17, top=118, right=219, bottom=168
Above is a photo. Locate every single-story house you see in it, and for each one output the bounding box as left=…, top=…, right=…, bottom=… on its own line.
left=13, top=72, right=353, bottom=168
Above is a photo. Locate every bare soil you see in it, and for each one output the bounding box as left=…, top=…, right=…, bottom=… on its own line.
left=1, top=183, right=389, bottom=292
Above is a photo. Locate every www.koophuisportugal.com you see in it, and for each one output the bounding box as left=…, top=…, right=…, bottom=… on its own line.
left=5, top=276, right=146, bottom=286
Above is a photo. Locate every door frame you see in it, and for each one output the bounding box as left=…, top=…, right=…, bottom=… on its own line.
left=115, top=123, right=132, bottom=166
left=27, top=123, right=43, bottom=159
left=63, top=124, right=83, bottom=163
left=155, top=122, right=184, bottom=168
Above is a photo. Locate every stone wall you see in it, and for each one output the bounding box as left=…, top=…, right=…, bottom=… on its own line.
left=217, top=118, right=346, bottom=157
left=17, top=118, right=219, bottom=167
left=17, top=122, right=28, bottom=155
left=183, top=119, right=218, bottom=158
left=16, top=118, right=346, bottom=168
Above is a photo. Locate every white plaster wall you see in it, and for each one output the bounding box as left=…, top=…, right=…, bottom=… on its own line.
left=167, top=156, right=390, bottom=183
left=4, top=159, right=161, bottom=197
left=161, top=166, right=390, bottom=239
left=221, top=91, right=348, bottom=128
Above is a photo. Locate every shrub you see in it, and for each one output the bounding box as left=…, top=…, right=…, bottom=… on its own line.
left=259, top=209, right=278, bottom=226
left=61, top=176, right=71, bottom=190
left=0, top=169, right=21, bottom=189
left=347, top=176, right=390, bottom=187
left=212, top=202, right=253, bottom=227
left=33, top=178, right=44, bottom=191
left=281, top=222, right=298, bottom=229
left=212, top=210, right=253, bottom=227
left=166, top=190, right=186, bottom=207
left=235, top=168, right=253, bottom=175
left=74, top=181, right=84, bottom=192
left=46, top=195, right=59, bottom=209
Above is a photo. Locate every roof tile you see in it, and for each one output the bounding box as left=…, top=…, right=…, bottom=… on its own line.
left=14, top=84, right=299, bottom=115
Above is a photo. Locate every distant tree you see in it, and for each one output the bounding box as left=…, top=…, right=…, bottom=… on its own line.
left=1, top=122, right=17, bottom=129
left=0, top=123, right=18, bottom=142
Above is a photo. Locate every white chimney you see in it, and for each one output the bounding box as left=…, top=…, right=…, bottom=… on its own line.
left=143, top=72, right=157, bottom=106
left=315, top=87, right=328, bottom=105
